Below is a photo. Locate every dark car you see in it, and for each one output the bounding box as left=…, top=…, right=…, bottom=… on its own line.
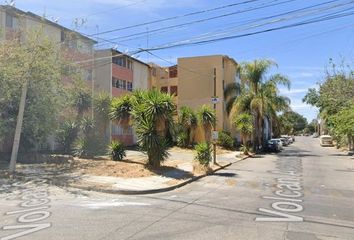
left=266, top=139, right=281, bottom=152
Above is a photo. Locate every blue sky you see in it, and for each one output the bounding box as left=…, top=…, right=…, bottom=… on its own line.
left=11, top=0, right=354, bottom=122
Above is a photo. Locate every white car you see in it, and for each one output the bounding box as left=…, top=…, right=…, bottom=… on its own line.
left=271, top=138, right=283, bottom=150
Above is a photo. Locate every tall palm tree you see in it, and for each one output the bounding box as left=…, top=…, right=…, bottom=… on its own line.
left=225, top=59, right=291, bottom=151
left=197, top=105, right=216, bottom=143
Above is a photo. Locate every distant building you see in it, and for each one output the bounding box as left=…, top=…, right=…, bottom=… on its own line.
left=94, top=49, right=150, bottom=145
left=150, top=55, right=240, bottom=141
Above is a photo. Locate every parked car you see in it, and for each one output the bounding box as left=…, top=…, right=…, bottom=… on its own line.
left=280, top=137, right=289, bottom=146
left=266, top=139, right=282, bottom=152
left=312, top=133, right=319, bottom=138
left=271, top=138, right=283, bottom=150
left=320, top=135, right=334, bottom=147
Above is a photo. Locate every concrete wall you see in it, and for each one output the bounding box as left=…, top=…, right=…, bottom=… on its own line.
left=133, top=61, right=149, bottom=90
left=94, top=49, right=112, bottom=95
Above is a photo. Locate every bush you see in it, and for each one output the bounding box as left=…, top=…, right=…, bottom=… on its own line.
left=176, top=131, right=189, bottom=148
left=73, top=137, right=104, bottom=158
left=194, top=142, right=212, bottom=167
left=108, top=141, right=126, bottom=161
left=56, top=120, right=79, bottom=154
left=217, top=131, right=234, bottom=149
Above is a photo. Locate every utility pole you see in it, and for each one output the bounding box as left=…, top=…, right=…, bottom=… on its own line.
left=213, top=68, right=217, bottom=165
left=9, top=79, right=29, bottom=173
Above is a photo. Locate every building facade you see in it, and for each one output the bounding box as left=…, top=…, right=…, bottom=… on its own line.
left=0, top=5, right=97, bottom=152
left=150, top=55, right=240, bottom=141
left=95, top=49, right=150, bottom=145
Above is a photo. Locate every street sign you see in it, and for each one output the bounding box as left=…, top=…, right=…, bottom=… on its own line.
left=212, top=131, right=219, bottom=141
left=211, top=97, right=219, bottom=104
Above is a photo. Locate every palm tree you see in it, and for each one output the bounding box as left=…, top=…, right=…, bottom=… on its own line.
left=133, top=90, right=176, bottom=167
left=110, top=95, right=132, bottom=129
left=110, top=90, right=176, bottom=167
left=233, top=113, right=253, bottom=154
left=93, top=92, right=111, bottom=143
left=178, top=106, right=198, bottom=146
left=197, top=105, right=216, bottom=143
left=225, top=59, right=291, bottom=151
left=69, top=80, right=92, bottom=120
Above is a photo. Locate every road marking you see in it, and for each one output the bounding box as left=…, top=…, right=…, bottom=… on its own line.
left=256, top=157, right=304, bottom=222
left=1, top=180, right=51, bottom=240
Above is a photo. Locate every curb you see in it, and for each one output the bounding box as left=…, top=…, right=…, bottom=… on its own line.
left=61, top=155, right=250, bottom=195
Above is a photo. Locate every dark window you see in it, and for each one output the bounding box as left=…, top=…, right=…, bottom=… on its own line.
left=127, top=82, right=133, bottom=92
left=160, top=86, right=168, bottom=93
left=61, top=30, right=65, bottom=42
left=152, top=68, right=157, bottom=77
left=169, top=66, right=177, bottom=78
left=170, top=86, right=178, bottom=96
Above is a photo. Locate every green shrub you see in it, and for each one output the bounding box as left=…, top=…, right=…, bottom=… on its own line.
left=108, top=141, right=126, bottom=161
left=56, top=120, right=78, bottom=154
left=194, top=142, right=212, bottom=167
left=217, top=131, right=234, bottom=149
left=177, top=131, right=189, bottom=148
left=73, top=137, right=104, bottom=158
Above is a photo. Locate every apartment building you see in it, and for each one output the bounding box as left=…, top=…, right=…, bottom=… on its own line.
left=0, top=5, right=96, bottom=83
left=95, top=49, right=150, bottom=145
left=0, top=5, right=96, bottom=152
left=150, top=55, right=240, bottom=140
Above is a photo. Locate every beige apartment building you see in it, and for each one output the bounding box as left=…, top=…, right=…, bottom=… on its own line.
left=150, top=55, right=240, bottom=140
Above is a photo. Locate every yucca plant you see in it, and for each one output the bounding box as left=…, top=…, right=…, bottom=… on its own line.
left=176, top=131, right=188, bottom=148
left=194, top=142, right=212, bottom=167
left=178, top=106, right=198, bottom=146
left=110, top=95, right=133, bottom=127
left=108, top=141, right=126, bottom=161
left=56, top=120, right=79, bottom=154
left=197, top=105, right=216, bottom=143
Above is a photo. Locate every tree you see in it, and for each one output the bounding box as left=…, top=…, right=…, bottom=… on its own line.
left=279, top=111, right=308, bottom=134
left=0, top=29, right=72, bottom=155
left=225, top=59, right=291, bottom=151
left=93, top=92, right=111, bottom=144
left=233, top=113, right=253, bottom=154
left=197, top=105, right=216, bottom=143
left=68, top=79, right=92, bottom=120
left=178, top=106, right=198, bottom=146
left=110, top=90, right=176, bottom=167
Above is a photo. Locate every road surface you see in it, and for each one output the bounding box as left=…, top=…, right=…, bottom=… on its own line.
left=1, top=136, right=354, bottom=240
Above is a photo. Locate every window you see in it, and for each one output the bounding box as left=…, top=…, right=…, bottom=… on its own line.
left=112, top=56, right=132, bottom=69
left=112, top=78, right=127, bottom=90
left=152, top=68, right=157, bottom=77
left=160, top=86, right=168, bottom=93
left=170, top=86, right=178, bottom=96
left=5, top=13, right=18, bottom=29
left=112, top=124, right=133, bottom=135
left=169, top=66, right=177, bottom=78
left=127, top=82, right=133, bottom=92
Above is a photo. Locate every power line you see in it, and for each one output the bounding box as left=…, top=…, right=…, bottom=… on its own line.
left=97, top=0, right=297, bottom=43
left=140, top=9, right=354, bottom=52
left=99, top=0, right=342, bottom=46
left=87, top=0, right=263, bottom=36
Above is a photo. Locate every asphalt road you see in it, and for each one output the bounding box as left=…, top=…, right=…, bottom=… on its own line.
left=1, top=137, right=354, bottom=240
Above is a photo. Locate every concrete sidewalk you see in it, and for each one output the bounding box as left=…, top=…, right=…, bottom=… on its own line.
left=8, top=150, right=249, bottom=195
left=70, top=151, right=247, bottom=194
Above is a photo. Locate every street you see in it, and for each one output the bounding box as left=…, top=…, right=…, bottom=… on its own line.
left=1, top=137, right=354, bottom=240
